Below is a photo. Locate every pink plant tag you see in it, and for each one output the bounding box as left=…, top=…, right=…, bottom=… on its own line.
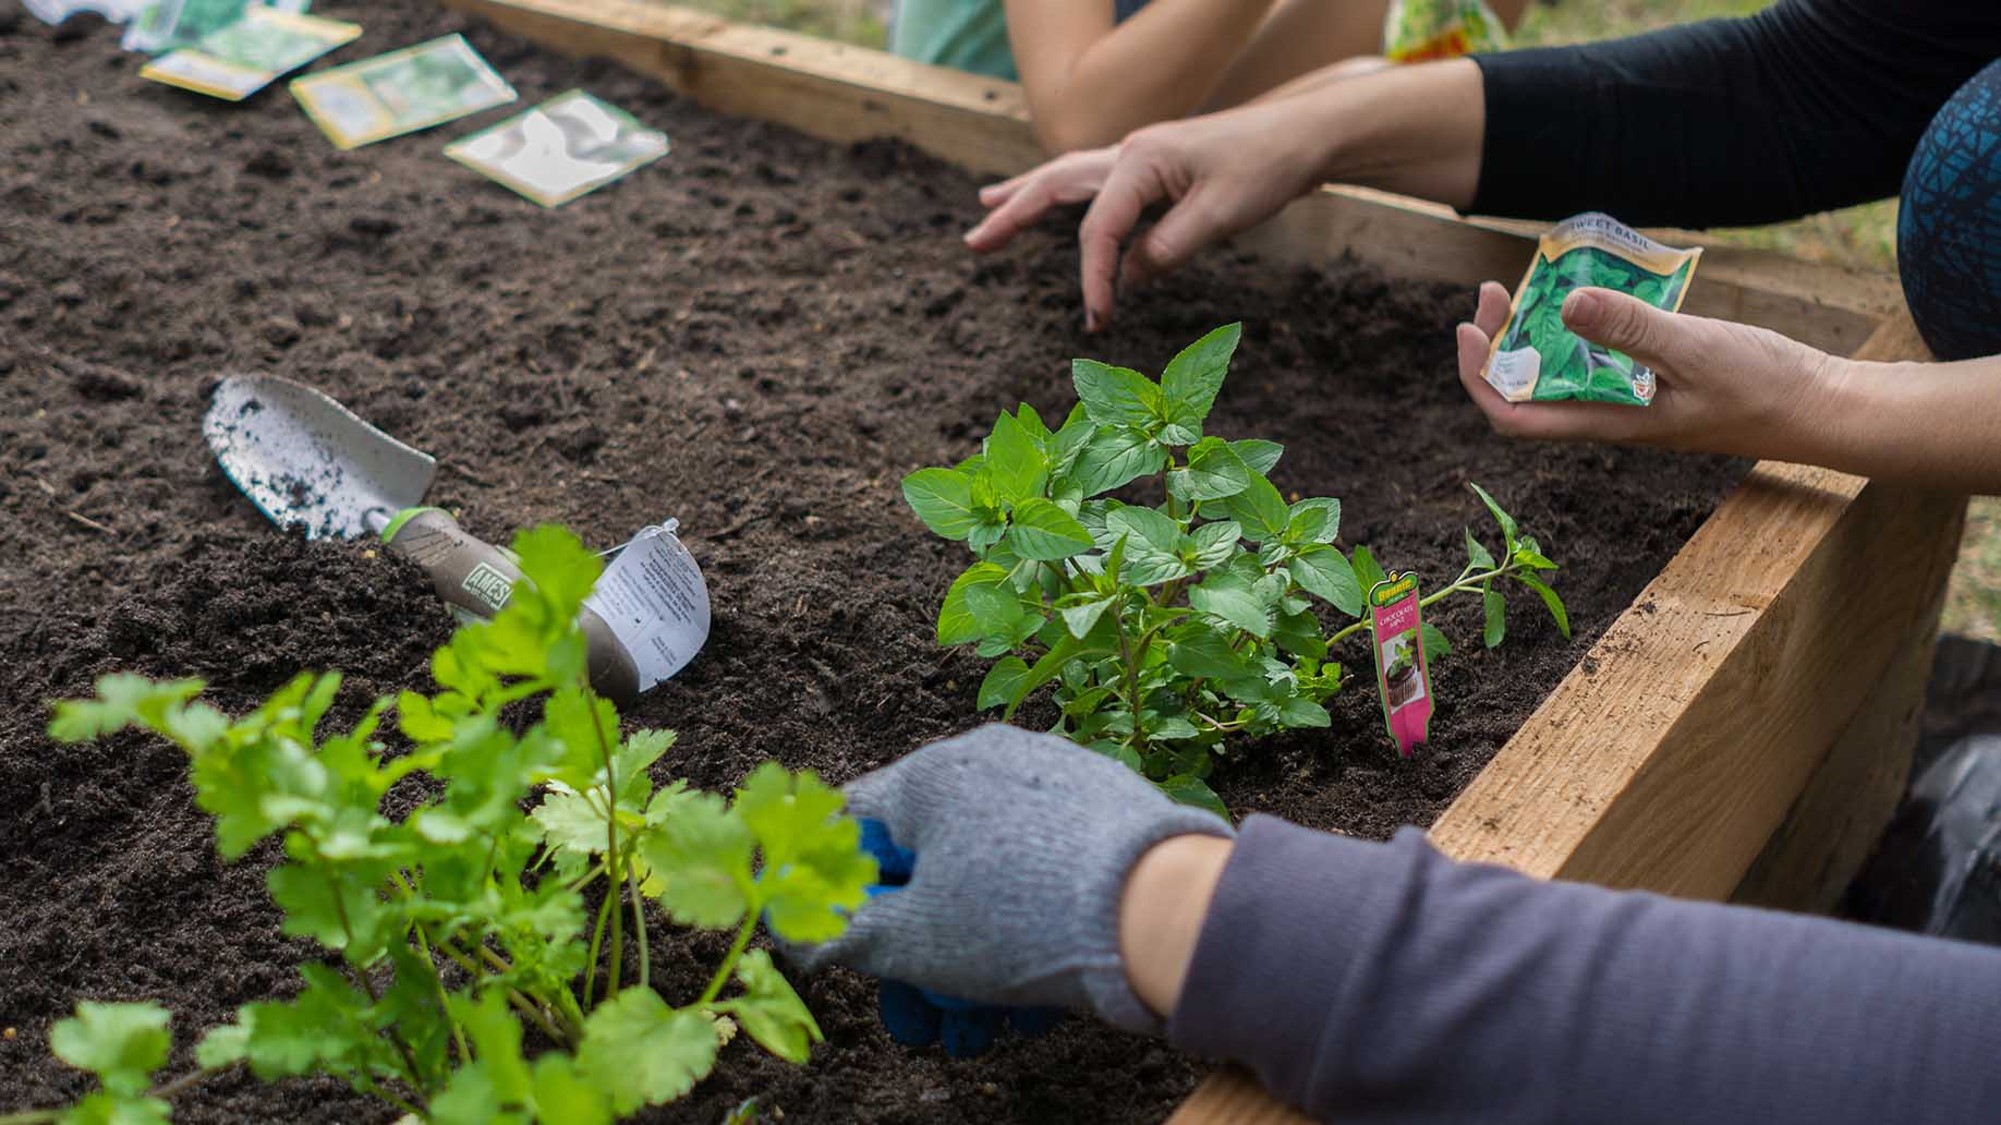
left=1368, top=572, right=1433, bottom=757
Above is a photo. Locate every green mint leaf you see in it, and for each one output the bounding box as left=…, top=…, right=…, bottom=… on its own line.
left=1166, top=628, right=1247, bottom=679
left=1288, top=545, right=1363, bottom=616
left=1159, top=322, right=1241, bottom=422
left=1464, top=527, right=1496, bottom=571
left=1468, top=482, right=1519, bottom=552
left=1171, top=438, right=1251, bottom=502
left=902, top=468, right=980, bottom=541
left=1231, top=439, right=1283, bottom=475
left=1070, top=427, right=1166, bottom=497
left=1351, top=545, right=1389, bottom=595
left=1271, top=609, right=1329, bottom=660
left=1071, top=359, right=1161, bottom=428
left=734, top=764, right=874, bottom=943
left=1420, top=622, right=1452, bottom=663
left=1276, top=697, right=1332, bottom=729
left=984, top=410, right=1049, bottom=505
left=977, top=657, right=1034, bottom=711
left=1155, top=774, right=1230, bottom=821
left=577, top=989, right=719, bottom=1115
left=1006, top=498, right=1095, bottom=561
left=1189, top=574, right=1271, bottom=638
left=936, top=562, right=1010, bottom=646
left=1103, top=504, right=1181, bottom=554
left=730, top=949, right=823, bottom=1064
left=1057, top=595, right=1115, bottom=641
left=1515, top=571, right=1571, bottom=638
left=1285, top=498, right=1341, bottom=544
left=640, top=790, right=754, bottom=930
left=50, top=1002, right=172, bottom=1098
left=1220, top=472, right=1289, bottom=542
left=1484, top=585, right=1507, bottom=649
left=1188, top=521, right=1241, bottom=570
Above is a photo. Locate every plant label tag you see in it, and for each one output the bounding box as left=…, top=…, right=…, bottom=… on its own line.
left=1367, top=572, right=1433, bottom=757
left=583, top=520, right=712, bottom=693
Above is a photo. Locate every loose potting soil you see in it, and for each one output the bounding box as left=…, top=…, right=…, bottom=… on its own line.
left=0, top=4, right=1745, bottom=1122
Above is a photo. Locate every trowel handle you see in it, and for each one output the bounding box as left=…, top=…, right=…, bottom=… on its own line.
left=382, top=508, right=641, bottom=704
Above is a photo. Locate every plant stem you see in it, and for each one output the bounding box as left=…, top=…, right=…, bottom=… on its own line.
left=697, top=913, right=759, bottom=1007
left=583, top=881, right=615, bottom=1007
left=0, top=1109, right=63, bottom=1124
left=1325, top=562, right=1520, bottom=647
left=585, top=693, right=625, bottom=1000
left=412, top=923, right=469, bottom=1063
left=627, top=860, right=651, bottom=992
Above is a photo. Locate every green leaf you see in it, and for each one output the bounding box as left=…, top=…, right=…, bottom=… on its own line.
left=577, top=989, right=720, bottom=1115
left=1188, top=521, right=1241, bottom=570
left=1231, top=439, right=1283, bottom=475
left=51, top=1002, right=171, bottom=1098
left=730, top=950, right=823, bottom=1064
left=1189, top=575, right=1271, bottom=638
left=984, top=411, right=1048, bottom=505
left=1007, top=498, right=1095, bottom=561
left=1515, top=571, right=1571, bottom=638
left=735, top=764, right=875, bottom=943
left=977, top=657, right=1034, bottom=711
left=902, top=468, right=979, bottom=540
left=1160, top=323, right=1241, bottom=422
left=531, top=783, right=607, bottom=861
left=1072, top=359, right=1161, bottom=428
left=1351, top=545, right=1389, bottom=595
left=60, top=1091, right=171, bottom=1125
left=1420, top=622, right=1452, bottom=662
left=1220, top=472, right=1289, bottom=542
left=1285, top=498, right=1341, bottom=544
left=1167, top=630, right=1248, bottom=679
left=1288, top=545, right=1363, bottom=617
left=936, top=563, right=1010, bottom=646
left=1169, top=438, right=1251, bottom=502
left=194, top=1024, right=249, bottom=1071
left=1156, top=775, right=1230, bottom=820
left=1058, top=595, right=1114, bottom=640
left=1468, top=482, right=1519, bottom=551
left=1103, top=504, right=1182, bottom=554
left=1464, top=527, right=1496, bottom=571
left=1276, top=697, right=1331, bottom=729
left=1070, top=427, right=1166, bottom=497
left=531, top=1053, right=615, bottom=1125
left=47, top=675, right=206, bottom=745
left=641, top=790, right=754, bottom=930
left=1484, top=586, right=1507, bottom=649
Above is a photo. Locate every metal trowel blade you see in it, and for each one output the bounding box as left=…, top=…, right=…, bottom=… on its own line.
left=203, top=374, right=436, bottom=540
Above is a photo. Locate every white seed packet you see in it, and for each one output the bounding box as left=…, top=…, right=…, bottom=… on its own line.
left=583, top=521, right=711, bottom=694
left=444, top=89, right=670, bottom=207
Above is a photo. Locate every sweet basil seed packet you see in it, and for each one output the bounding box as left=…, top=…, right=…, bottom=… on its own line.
left=1483, top=212, right=1702, bottom=407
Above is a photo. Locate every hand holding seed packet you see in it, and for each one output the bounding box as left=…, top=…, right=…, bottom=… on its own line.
left=291, top=34, right=516, bottom=149
left=445, top=90, right=670, bottom=207
left=141, top=7, right=359, bottom=101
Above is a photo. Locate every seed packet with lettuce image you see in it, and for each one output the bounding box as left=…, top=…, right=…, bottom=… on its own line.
left=1482, top=213, right=1702, bottom=407
left=1383, top=0, right=1507, bottom=63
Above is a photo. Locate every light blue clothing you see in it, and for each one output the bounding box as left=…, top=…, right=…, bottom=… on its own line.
left=889, top=0, right=1151, bottom=82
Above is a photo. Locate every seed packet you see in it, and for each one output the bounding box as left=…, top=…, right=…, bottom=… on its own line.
left=1383, top=0, right=1507, bottom=63
left=1482, top=213, right=1703, bottom=407
left=140, top=7, right=358, bottom=101
left=444, top=90, right=670, bottom=207
left=290, top=34, right=517, bottom=150
left=121, top=0, right=308, bottom=53
left=1367, top=572, right=1433, bottom=757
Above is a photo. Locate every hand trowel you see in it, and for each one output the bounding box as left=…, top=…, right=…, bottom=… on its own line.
left=203, top=374, right=710, bottom=704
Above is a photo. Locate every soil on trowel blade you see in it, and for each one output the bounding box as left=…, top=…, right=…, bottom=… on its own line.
left=0, top=4, right=1744, bottom=1122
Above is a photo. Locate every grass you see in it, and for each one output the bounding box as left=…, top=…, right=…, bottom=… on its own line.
left=661, top=0, right=1993, bottom=641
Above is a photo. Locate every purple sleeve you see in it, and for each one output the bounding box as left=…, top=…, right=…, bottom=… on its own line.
left=1166, top=816, right=2001, bottom=1124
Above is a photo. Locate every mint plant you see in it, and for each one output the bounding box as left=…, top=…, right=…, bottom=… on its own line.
left=11, top=526, right=872, bottom=1125
left=902, top=325, right=1568, bottom=815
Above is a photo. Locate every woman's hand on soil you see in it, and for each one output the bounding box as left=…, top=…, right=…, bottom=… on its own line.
left=785, top=724, right=1232, bottom=1033
left=965, top=99, right=1333, bottom=331
left=1456, top=281, right=1845, bottom=461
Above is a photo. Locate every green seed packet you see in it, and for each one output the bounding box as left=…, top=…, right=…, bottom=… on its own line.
left=444, top=90, right=671, bottom=207
left=1383, top=0, right=1507, bottom=62
left=122, top=0, right=308, bottom=54
left=290, top=34, right=517, bottom=150
left=1482, top=213, right=1702, bottom=407
left=141, top=7, right=359, bottom=101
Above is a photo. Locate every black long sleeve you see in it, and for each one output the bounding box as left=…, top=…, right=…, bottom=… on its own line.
left=1168, top=818, right=2001, bottom=1124
left=1469, top=0, right=2001, bottom=227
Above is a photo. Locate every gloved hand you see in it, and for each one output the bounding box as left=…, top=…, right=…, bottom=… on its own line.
left=791, top=724, right=1234, bottom=1034
left=859, top=818, right=1064, bottom=1056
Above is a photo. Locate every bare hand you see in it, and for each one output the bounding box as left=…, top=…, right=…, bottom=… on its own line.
left=1456, top=282, right=1841, bottom=462
left=965, top=102, right=1331, bottom=331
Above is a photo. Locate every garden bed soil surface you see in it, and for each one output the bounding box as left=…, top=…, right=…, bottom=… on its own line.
left=0, top=3, right=1743, bottom=1121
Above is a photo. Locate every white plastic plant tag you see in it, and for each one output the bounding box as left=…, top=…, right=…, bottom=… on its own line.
left=583, top=520, right=711, bottom=693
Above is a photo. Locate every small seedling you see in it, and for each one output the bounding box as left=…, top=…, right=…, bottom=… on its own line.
left=903, top=324, right=1568, bottom=816
left=15, top=526, right=873, bottom=1125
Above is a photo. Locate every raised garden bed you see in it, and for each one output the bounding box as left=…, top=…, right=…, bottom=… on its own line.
left=0, top=2, right=1967, bottom=1123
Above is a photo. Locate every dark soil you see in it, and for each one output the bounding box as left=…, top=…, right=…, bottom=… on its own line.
left=0, top=3, right=1743, bottom=1122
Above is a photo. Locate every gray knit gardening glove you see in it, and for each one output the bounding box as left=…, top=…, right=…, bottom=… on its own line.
left=791, top=723, right=1234, bottom=1034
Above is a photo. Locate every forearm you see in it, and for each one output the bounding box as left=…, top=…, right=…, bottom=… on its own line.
left=1009, top=0, right=1278, bottom=153
left=1805, top=354, right=2001, bottom=491
left=1286, top=58, right=1486, bottom=209
left=1168, top=818, right=2001, bottom=1124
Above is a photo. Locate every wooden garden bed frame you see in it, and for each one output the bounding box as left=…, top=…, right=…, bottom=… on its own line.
left=439, top=3, right=1969, bottom=1120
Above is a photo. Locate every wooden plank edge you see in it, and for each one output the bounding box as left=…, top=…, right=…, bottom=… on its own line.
left=442, top=0, right=1892, bottom=355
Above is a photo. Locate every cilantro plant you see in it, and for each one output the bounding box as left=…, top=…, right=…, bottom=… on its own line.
left=12, top=526, right=872, bottom=1125
left=902, top=325, right=1567, bottom=815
